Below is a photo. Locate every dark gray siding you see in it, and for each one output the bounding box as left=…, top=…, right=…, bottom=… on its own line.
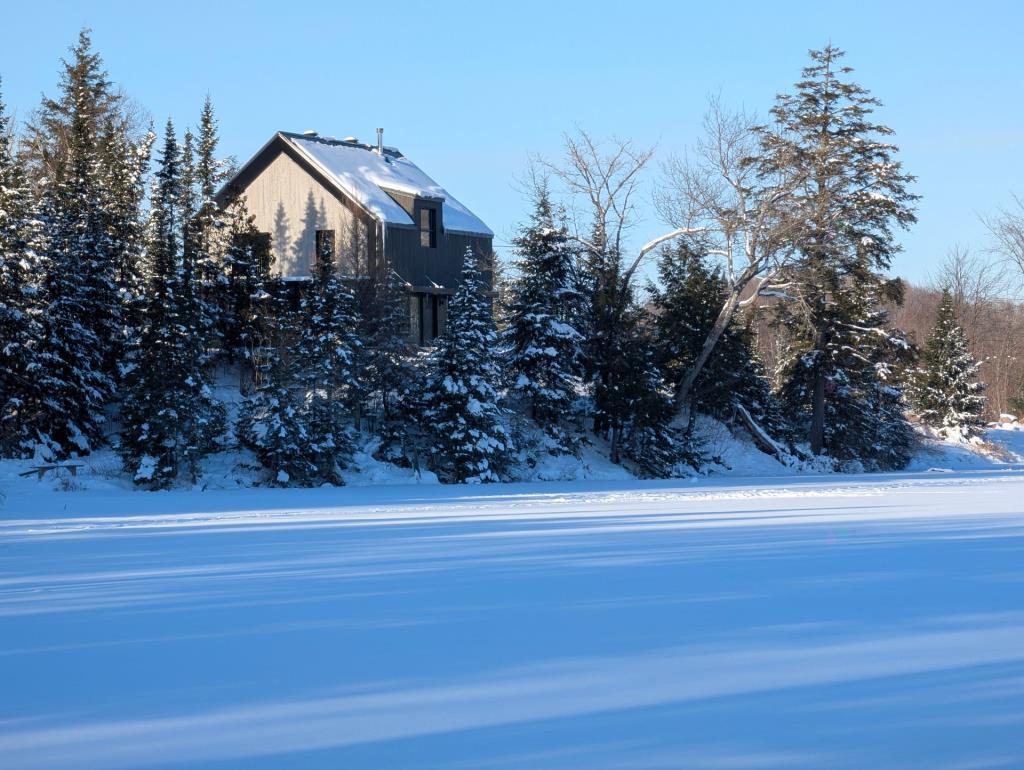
left=385, top=224, right=492, bottom=290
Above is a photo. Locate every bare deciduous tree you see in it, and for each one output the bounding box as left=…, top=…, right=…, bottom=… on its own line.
left=656, top=98, right=800, bottom=417
left=892, top=247, right=1023, bottom=419
left=538, top=130, right=692, bottom=461
left=932, top=244, right=1010, bottom=329
left=984, top=194, right=1024, bottom=283
left=541, top=129, right=654, bottom=259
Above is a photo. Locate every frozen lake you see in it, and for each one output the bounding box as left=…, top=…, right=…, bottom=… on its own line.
left=3, top=471, right=1024, bottom=769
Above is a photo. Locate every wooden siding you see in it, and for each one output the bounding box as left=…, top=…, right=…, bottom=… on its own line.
left=222, top=133, right=493, bottom=349
left=234, top=147, right=378, bottom=278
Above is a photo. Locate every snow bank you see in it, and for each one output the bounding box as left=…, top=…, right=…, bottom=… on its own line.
left=4, top=412, right=1023, bottom=499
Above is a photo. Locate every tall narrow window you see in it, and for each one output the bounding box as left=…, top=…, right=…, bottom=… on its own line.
left=408, top=295, right=422, bottom=345
left=419, top=207, right=437, bottom=249
left=254, top=232, right=272, bottom=276
left=315, top=229, right=335, bottom=266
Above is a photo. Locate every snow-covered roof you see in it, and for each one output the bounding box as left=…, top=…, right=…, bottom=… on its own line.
left=278, top=132, right=493, bottom=237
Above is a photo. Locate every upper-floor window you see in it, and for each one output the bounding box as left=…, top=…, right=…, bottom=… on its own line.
left=315, top=229, right=335, bottom=266
left=420, top=207, right=437, bottom=249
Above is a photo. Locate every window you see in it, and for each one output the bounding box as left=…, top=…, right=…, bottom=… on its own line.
left=436, top=295, right=448, bottom=338
left=315, top=229, right=335, bottom=265
left=408, top=295, right=422, bottom=345
left=419, top=207, right=437, bottom=249
left=254, top=232, right=272, bottom=275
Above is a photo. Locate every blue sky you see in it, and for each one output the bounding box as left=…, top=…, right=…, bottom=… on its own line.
left=2, top=0, right=1022, bottom=284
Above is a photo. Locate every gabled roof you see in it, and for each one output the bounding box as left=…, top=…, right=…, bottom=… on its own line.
left=223, top=131, right=493, bottom=237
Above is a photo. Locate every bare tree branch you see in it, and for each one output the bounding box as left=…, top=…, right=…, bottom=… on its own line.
left=655, top=96, right=801, bottom=412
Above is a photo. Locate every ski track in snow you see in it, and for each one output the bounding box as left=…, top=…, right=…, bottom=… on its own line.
left=2, top=471, right=1024, bottom=769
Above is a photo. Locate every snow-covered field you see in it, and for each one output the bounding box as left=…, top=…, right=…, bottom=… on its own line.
left=3, top=447, right=1024, bottom=769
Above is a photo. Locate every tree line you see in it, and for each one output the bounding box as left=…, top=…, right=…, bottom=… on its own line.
left=0, top=33, right=997, bottom=487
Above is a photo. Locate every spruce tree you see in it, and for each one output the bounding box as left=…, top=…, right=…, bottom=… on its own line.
left=618, top=316, right=705, bottom=478
left=237, top=290, right=315, bottom=486
left=422, top=248, right=512, bottom=483
left=189, top=97, right=232, bottom=359
left=0, top=84, right=46, bottom=457
left=220, top=197, right=270, bottom=363
left=354, top=267, right=415, bottom=462
left=23, top=29, right=125, bottom=185
left=778, top=259, right=916, bottom=470
left=914, top=289, right=986, bottom=440
left=503, top=188, right=584, bottom=452
left=102, top=120, right=153, bottom=366
left=650, top=243, right=791, bottom=443
left=34, top=65, right=117, bottom=453
left=756, top=46, right=918, bottom=463
left=120, top=121, right=225, bottom=488
left=291, top=240, right=360, bottom=483
left=578, top=238, right=630, bottom=461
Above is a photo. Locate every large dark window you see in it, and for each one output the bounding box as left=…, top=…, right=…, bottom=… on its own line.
left=254, top=232, right=272, bottom=275
left=419, top=207, right=437, bottom=249
left=315, top=229, right=335, bottom=265
left=408, top=294, right=422, bottom=345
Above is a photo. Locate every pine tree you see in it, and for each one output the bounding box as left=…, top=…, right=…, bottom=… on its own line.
left=756, top=46, right=918, bottom=462
left=578, top=237, right=630, bottom=461
left=914, top=289, right=986, bottom=440
left=220, top=197, right=271, bottom=363
left=354, top=267, right=415, bottom=462
left=0, top=84, right=46, bottom=457
left=237, top=290, right=315, bottom=486
left=503, top=188, right=584, bottom=452
left=617, top=316, right=705, bottom=478
left=34, top=67, right=117, bottom=452
left=779, top=259, right=916, bottom=470
left=650, top=244, right=791, bottom=443
left=102, top=120, right=153, bottom=366
left=23, top=29, right=126, bottom=186
left=120, top=121, right=225, bottom=488
left=189, top=96, right=232, bottom=359
left=422, top=248, right=512, bottom=483
left=291, top=240, right=360, bottom=483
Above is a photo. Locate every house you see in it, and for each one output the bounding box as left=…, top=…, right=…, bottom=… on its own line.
left=217, top=129, right=494, bottom=345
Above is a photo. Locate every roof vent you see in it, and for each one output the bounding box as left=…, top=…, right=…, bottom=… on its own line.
left=344, top=136, right=358, bottom=143
left=302, top=129, right=318, bottom=137
left=376, top=127, right=384, bottom=154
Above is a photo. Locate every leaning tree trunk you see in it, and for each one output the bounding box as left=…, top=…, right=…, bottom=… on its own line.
left=673, top=287, right=744, bottom=414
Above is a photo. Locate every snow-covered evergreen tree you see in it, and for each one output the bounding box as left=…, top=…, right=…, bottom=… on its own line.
left=914, top=289, right=986, bottom=440
left=188, top=96, right=232, bottom=359
left=291, top=240, right=360, bottom=483
left=502, top=188, right=584, bottom=452
left=779, top=260, right=916, bottom=470
left=102, top=120, right=153, bottom=369
left=422, top=248, right=512, bottom=483
left=650, top=243, right=791, bottom=443
left=120, top=121, right=225, bottom=488
left=220, top=197, right=271, bottom=363
left=237, top=289, right=315, bottom=486
left=353, top=267, right=415, bottom=462
left=32, top=33, right=122, bottom=455
left=756, top=46, right=918, bottom=461
left=177, top=128, right=207, bottom=369
left=0, top=84, right=46, bottom=457
left=617, top=320, right=705, bottom=478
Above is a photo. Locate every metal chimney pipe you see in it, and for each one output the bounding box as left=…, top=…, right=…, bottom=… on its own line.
left=376, top=127, right=383, bottom=154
